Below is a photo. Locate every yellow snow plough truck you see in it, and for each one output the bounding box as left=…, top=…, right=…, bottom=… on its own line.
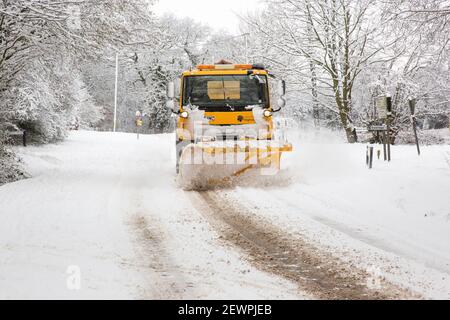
left=166, top=62, right=292, bottom=189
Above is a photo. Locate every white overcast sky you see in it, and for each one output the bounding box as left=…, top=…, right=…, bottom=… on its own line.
left=153, top=0, right=263, bottom=34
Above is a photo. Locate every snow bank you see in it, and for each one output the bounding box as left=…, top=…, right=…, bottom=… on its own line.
left=233, top=127, right=450, bottom=298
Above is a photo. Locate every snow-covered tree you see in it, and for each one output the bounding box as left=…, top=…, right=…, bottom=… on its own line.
left=243, top=0, right=449, bottom=143
left=0, top=0, right=161, bottom=183
left=247, top=0, right=398, bottom=142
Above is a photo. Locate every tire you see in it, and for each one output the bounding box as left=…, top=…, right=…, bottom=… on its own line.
left=176, top=139, right=193, bottom=174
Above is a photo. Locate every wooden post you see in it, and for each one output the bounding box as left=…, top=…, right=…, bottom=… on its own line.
left=366, top=145, right=374, bottom=169
left=386, top=97, right=392, bottom=162
left=386, top=120, right=391, bottom=161
left=369, top=146, right=373, bottom=169
left=22, top=130, right=27, bottom=147
left=366, top=146, right=369, bottom=167
left=369, top=146, right=374, bottom=169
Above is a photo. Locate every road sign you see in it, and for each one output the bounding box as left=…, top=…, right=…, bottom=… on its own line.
left=375, top=96, right=388, bottom=119
left=368, top=125, right=387, bottom=132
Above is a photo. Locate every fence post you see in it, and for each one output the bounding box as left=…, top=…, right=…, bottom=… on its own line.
left=22, top=130, right=27, bottom=147
left=369, top=146, right=374, bottom=169
left=386, top=97, right=392, bottom=162
left=366, top=146, right=369, bottom=167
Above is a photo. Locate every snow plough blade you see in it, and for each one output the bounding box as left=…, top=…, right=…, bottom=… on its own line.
left=178, top=140, right=293, bottom=189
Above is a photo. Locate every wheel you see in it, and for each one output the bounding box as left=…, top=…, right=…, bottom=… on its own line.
left=176, top=139, right=182, bottom=174
left=176, top=139, right=194, bottom=174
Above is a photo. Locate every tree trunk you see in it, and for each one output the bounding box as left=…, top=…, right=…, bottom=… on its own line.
left=310, top=63, right=320, bottom=128
left=345, top=126, right=358, bottom=143
left=306, top=17, right=320, bottom=128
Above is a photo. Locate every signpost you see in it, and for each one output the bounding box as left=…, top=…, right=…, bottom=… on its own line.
left=366, top=124, right=386, bottom=168
left=367, top=95, right=421, bottom=167
left=375, top=96, right=388, bottom=120
left=375, top=95, right=392, bottom=162
left=366, top=123, right=387, bottom=169
left=386, top=96, right=392, bottom=162
left=368, top=124, right=387, bottom=132
left=367, top=95, right=394, bottom=168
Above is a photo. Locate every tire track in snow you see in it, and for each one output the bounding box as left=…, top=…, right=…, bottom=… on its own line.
left=127, top=213, right=194, bottom=299
left=190, top=190, right=412, bottom=300
left=109, top=167, right=194, bottom=299
left=128, top=190, right=303, bottom=300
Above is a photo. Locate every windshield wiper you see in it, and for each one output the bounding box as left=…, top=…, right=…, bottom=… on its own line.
left=183, top=96, right=199, bottom=111
left=225, top=103, right=235, bottom=111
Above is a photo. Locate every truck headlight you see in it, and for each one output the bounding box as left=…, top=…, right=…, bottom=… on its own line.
left=180, top=111, right=189, bottom=119
left=263, top=110, right=272, bottom=118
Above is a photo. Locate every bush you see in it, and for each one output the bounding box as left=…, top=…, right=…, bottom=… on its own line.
left=396, top=128, right=450, bottom=146
left=0, top=136, right=25, bottom=185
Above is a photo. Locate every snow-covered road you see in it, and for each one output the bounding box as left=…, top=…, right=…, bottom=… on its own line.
left=0, top=132, right=300, bottom=299
left=1, top=130, right=449, bottom=299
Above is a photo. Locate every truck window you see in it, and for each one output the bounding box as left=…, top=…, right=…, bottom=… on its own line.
left=183, top=75, right=268, bottom=111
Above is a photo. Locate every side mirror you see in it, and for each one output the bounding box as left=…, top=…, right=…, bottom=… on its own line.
left=167, top=82, right=175, bottom=99
left=277, top=80, right=286, bottom=97
left=166, top=81, right=178, bottom=113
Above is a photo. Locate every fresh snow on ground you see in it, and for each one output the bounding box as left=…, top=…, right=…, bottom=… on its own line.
left=0, top=131, right=300, bottom=299
left=234, top=129, right=450, bottom=298
left=0, top=129, right=449, bottom=299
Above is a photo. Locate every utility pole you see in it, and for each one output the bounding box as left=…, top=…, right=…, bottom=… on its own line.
left=113, top=52, right=119, bottom=132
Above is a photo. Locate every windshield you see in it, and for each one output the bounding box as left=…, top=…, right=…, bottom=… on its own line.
left=182, top=75, right=269, bottom=111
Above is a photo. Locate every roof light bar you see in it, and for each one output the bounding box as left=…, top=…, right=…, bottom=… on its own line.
left=215, top=64, right=235, bottom=70
left=196, top=64, right=259, bottom=71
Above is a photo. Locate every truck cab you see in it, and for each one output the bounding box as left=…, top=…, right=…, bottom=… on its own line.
left=167, top=62, right=288, bottom=175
